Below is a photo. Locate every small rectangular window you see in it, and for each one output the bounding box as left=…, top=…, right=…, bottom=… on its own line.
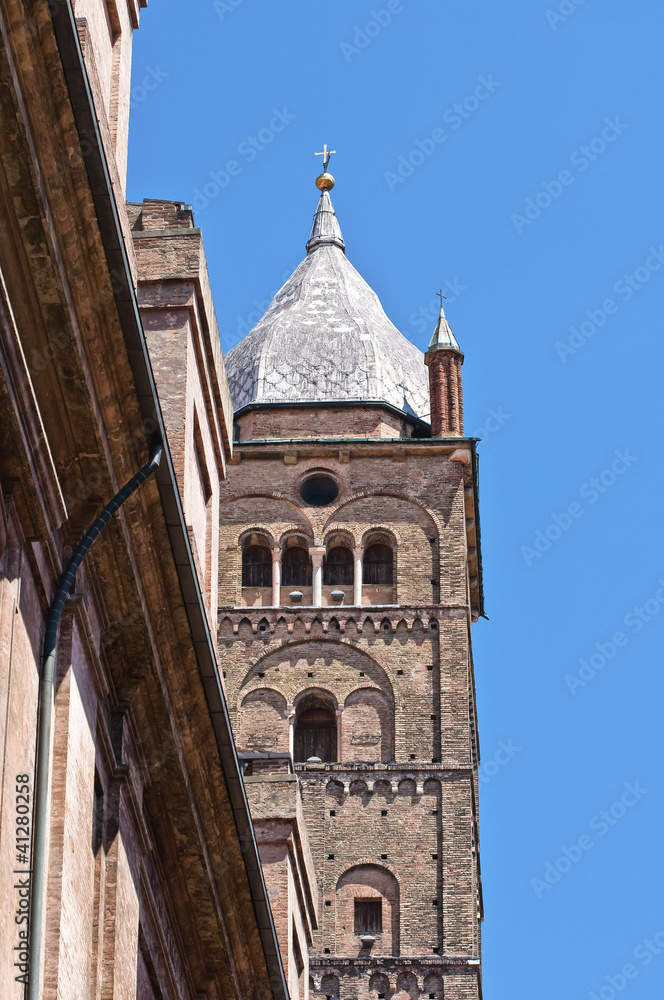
left=354, top=898, right=382, bottom=935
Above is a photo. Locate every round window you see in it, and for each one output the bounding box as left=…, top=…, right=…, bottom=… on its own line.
left=300, top=475, right=339, bottom=507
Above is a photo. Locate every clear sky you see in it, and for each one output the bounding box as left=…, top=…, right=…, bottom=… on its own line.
left=127, top=2, right=664, bottom=997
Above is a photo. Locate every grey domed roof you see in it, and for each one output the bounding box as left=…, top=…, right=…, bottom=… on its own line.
left=225, top=190, right=430, bottom=421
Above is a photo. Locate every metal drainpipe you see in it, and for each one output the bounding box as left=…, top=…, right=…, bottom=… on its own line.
left=27, top=441, right=162, bottom=999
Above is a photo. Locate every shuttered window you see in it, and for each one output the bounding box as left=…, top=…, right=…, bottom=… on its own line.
left=242, top=546, right=272, bottom=587
left=324, top=546, right=354, bottom=585
left=362, top=544, right=393, bottom=585
left=354, top=899, right=382, bottom=935
left=294, top=706, right=337, bottom=761
left=282, top=546, right=312, bottom=587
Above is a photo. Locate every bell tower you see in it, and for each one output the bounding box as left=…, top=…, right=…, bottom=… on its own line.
left=217, top=163, right=484, bottom=1000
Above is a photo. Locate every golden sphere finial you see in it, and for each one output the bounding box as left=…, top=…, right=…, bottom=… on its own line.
left=314, top=145, right=337, bottom=190
left=315, top=172, right=335, bottom=191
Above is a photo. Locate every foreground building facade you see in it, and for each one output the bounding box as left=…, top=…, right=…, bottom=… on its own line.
left=0, top=2, right=286, bottom=998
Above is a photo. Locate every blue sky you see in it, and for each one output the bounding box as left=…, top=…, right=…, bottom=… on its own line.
left=127, top=2, right=664, bottom=997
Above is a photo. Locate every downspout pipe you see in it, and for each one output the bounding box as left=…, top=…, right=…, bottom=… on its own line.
left=27, top=441, right=163, bottom=999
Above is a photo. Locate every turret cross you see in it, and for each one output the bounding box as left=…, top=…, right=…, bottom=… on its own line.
left=315, top=144, right=336, bottom=172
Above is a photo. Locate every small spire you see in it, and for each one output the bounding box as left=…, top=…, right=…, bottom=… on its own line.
left=307, top=148, right=345, bottom=253
left=425, top=291, right=465, bottom=436
left=427, top=292, right=461, bottom=354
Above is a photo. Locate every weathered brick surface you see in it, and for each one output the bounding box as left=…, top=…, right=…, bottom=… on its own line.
left=246, top=773, right=318, bottom=1000
left=130, top=200, right=236, bottom=634
left=0, top=15, right=285, bottom=1000
left=237, top=405, right=421, bottom=442
left=426, top=352, right=464, bottom=438
left=220, top=431, right=483, bottom=1000
left=219, top=443, right=478, bottom=614
left=73, top=0, right=146, bottom=190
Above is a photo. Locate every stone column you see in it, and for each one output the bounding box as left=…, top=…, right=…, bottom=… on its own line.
left=353, top=546, right=363, bottom=607
left=287, top=709, right=296, bottom=760
left=309, top=547, right=326, bottom=607
left=271, top=548, right=282, bottom=607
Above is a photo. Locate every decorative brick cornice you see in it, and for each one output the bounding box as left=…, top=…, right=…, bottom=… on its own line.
left=219, top=605, right=468, bottom=636
left=309, top=955, right=481, bottom=982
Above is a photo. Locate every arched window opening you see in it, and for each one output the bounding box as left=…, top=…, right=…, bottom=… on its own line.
left=242, top=545, right=272, bottom=587
left=363, top=544, right=393, bottom=585
left=282, top=546, right=312, bottom=587
left=336, top=865, right=399, bottom=956
left=324, top=546, right=354, bottom=585
left=295, top=697, right=337, bottom=762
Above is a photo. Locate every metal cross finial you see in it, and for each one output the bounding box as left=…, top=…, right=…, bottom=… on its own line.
left=315, top=144, right=336, bottom=172
left=437, top=289, right=447, bottom=306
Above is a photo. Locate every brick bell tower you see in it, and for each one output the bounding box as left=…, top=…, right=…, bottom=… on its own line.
left=218, top=158, right=484, bottom=1000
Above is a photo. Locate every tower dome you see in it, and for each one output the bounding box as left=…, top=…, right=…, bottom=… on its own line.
left=225, top=178, right=430, bottom=422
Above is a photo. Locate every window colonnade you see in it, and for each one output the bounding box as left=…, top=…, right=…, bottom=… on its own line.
left=241, top=538, right=394, bottom=607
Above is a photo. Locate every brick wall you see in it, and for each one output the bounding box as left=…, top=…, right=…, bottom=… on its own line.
left=131, top=200, right=235, bottom=632
left=237, top=405, right=422, bottom=441
left=73, top=0, right=146, bottom=188
left=219, top=435, right=482, bottom=1000
left=0, top=29, right=284, bottom=998
left=246, top=773, right=318, bottom=1000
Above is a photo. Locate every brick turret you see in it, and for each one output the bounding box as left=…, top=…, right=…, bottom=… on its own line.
left=425, top=301, right=464, bottom=437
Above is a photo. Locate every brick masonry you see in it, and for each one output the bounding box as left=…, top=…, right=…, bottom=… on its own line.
left=236, top=404, right=424, bottom=442
left=0, top=10, right=285, bottom=1000
left=219, top=433, right=483, bottom=1000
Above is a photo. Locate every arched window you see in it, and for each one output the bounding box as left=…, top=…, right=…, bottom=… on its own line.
left=295, top=696, right=337, bottom=762
left=336, top=865, right=400, bottom=956
left=282, top=546, right=312, bottom=587
left=242, top=545, right=272, bottom=587
left=363, top=544, right=393, bottom=585
left=324, top=546, right=354, bottom=585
